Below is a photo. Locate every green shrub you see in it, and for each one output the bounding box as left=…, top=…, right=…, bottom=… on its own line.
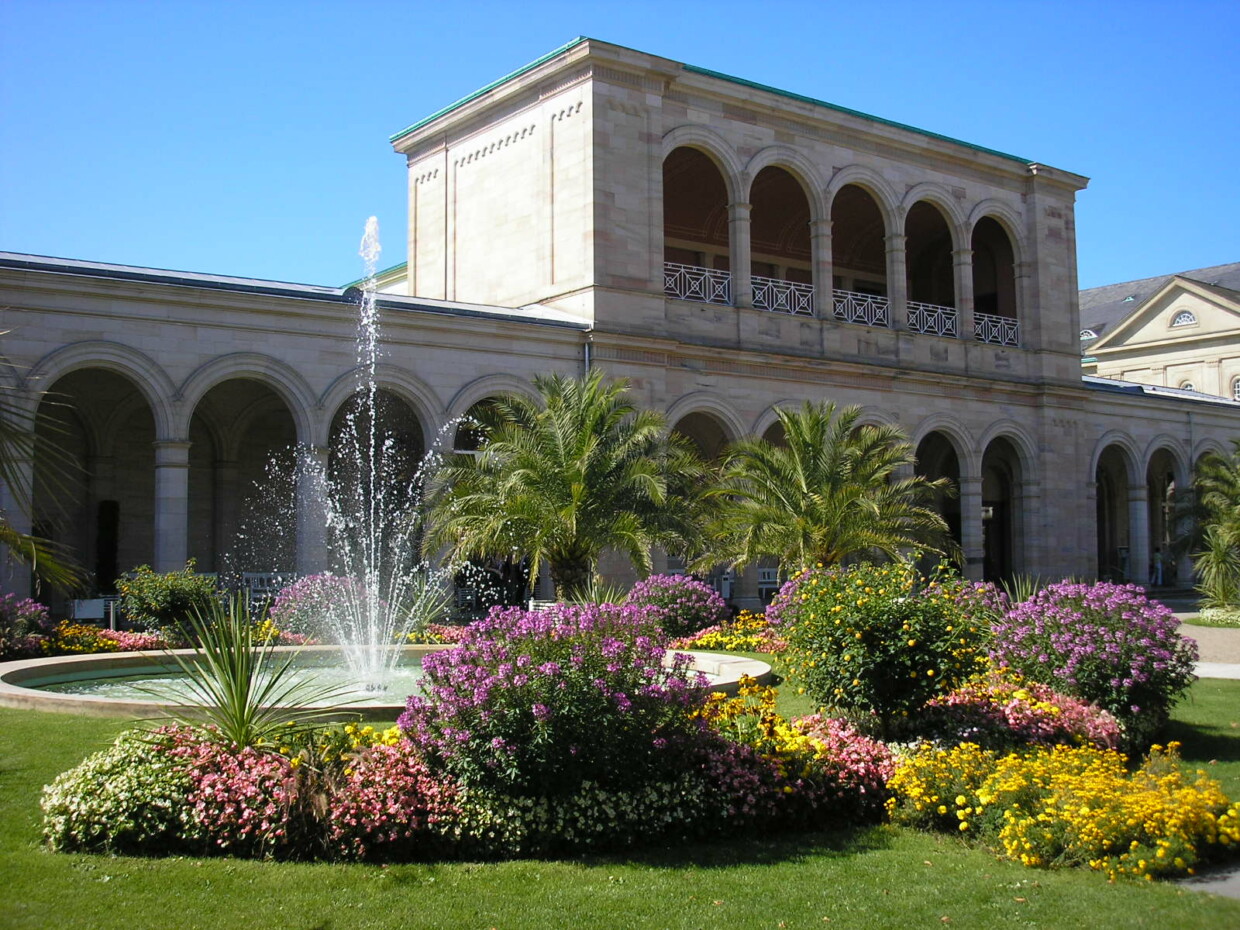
left=115, top=561, right=218, bottom=636
left=780, top=562, right=996, bottom=737
left=41, top=729, right=201, bottom=854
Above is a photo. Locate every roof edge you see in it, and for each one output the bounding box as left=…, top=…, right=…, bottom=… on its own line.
left=389, top=37, right=589, bottom=143
left=680, top=64, right=1030, bottom=165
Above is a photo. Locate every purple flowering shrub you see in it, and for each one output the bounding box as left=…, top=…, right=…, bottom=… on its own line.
left=0, top=594, right=52, bottom=659
left=399, top=603, right=707, bottom=797
left=920, top=670, right=1122, bottom=750
left=624, top=573, right=730, bottom=637
left=990, top=582, right=1197, bottom=746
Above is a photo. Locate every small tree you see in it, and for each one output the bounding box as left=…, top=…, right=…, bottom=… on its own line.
left=425, top=370, right=711, bottom=600
left=1193, top=440, right=1240, bottom=610
left=702, top=401, right=955, bottom=576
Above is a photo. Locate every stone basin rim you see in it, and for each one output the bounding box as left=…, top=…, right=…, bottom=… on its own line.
left=0, top=645, right=772, bottom=721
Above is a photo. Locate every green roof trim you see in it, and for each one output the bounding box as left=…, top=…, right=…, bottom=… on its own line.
left=342, top=261, right=408, bottom=289
left=681, top=64, right=1029, bottom=164
left=390, top=37, right=589, bottom=143
left=390, top=36, right=1031, bottom=165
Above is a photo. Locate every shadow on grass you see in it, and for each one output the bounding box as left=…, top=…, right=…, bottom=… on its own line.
left=567, top=823, right=894, bottom=871
left=1163, top=716, right=1240, bottom=766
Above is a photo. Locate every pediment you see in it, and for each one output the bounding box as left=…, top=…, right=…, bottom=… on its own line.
left=1090, top=277, right=1240, bottom=355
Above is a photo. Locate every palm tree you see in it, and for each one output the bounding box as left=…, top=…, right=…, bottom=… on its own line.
left=425, top=370, right=711, bottom=600
left=701, top=401, right=955, bottom=575
left=0, top=382, right=83, bottom=591
left=1193, top=439, right=1240, bottom=608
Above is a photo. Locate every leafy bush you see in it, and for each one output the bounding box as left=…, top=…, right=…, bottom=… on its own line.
left=399, top=603, right=705, bottom=798
left=116, top=562, right=218, bottom=636
left=0, top=594, right=52, bottom=659
left=42, top=729, right=200, bottom=854
left=990, top=581, right=1197, bottom=746
left=670, top=609, right=787, bottom=654
left=624, top=574, right=730, bottom=637
left=779, top=562, right=996, bottom=736
left=920, top=670, right=1122, bottom=750
left=888, top=741, right=1240, bottom=881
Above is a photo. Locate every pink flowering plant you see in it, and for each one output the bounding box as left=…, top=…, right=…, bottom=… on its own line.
left=624, top=573, right=730, bottom=637
left=990, top=582, right=1197, bottom=746
left=920, top=669, right=1123, bottom=751
left=268, top=572, right=363, bottom=639
left=0, top=594, right=52, bottom=659
left=323, top=742, right=460, bottom=861
left=399, top=602, right=708, bottom=798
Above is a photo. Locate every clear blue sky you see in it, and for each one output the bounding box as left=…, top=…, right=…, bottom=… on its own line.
left=2, top=0, right=1236, bottom=290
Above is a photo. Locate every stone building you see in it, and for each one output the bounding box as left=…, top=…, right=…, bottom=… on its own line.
left=1081, top=262, right=1240, bottom=400
left=2, top=37, right=1238, bottom=608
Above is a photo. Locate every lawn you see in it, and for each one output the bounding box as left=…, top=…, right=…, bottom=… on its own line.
left=2, top=680, right=1238, bottom=929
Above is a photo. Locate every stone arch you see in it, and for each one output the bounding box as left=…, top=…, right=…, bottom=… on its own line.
left=976, top=420, right=1039, bottom=480
left=1141, top=434, right=1190, bottom=486
left=899, top=183, right=967, bottom=246
left=445, top=373, right=539, bottom=421
left=1094, top=440, right=1138, bottom=582
left=660, top=125, right=745, bottom=204
left=743, top=146, right=828, bottom=219
left=750, top=401, right=804, bottom=444
left=1088, top=430, right=1142, bottom=485
left=911, top=415, right=977, bottom=475
left=1192, top=437, right=1229, bottom=465
left=824, top=165, right=900, bottom=229
left=967, top=200, right=1028, bottom=262
left=179, top=352, right=316, bottom=445
left=25, top=341, right=176, bottom=437
left=664, top=392, right=746, bottom=444
left=318, top=365, right=442, bottom=450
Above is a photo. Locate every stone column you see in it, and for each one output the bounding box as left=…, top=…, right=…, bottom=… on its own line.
left=810, top=218, right=833, bottom=318
left=1127, top=486, right=1150, bottom=587
left=153, top=440, right=191, bottom=573
left=0, top=454, right=34, bottom=597
left=729, top=201, right=753, bottom=309
left=296, top=447, right=330, bottom=576
left=952, top=248, right=975, bottom=341
left=885, top=232, right=908, bottom=330
left=958, top=475, right=984, bottom=582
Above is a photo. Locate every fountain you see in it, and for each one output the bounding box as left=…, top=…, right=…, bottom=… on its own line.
left=292, top=217, right=452, bottom=691
left=0, top=218, right=774, bottom=716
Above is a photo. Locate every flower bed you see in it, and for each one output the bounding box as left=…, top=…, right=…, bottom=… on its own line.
left=888, top=740, right=1240, bottom=881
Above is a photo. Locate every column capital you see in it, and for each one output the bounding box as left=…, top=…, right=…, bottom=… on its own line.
left=810, top=218, right=833, bottom=237
left=952, top=248, right=974, bottom=263
left=153, top=440, right=192, bottom=465
left=884, top=232, right=907, bottom=252
left=728, top=201, right=753, bottom=217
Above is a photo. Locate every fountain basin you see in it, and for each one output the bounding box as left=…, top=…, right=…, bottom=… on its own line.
left=0, top=646, right=770, bottom=721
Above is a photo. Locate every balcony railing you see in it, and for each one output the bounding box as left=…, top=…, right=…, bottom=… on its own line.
left=975, top=312, right=1020, bottom=346
left=907, top=300, right=958, bottom=337
left=752, top=275, right=814, bottom=315
left=833, top=288, right=889, bottom=327
left=664, top=261, right=732, bottom=305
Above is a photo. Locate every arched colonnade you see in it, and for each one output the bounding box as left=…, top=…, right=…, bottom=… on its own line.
left=661, top=133, right=1024, bottom=347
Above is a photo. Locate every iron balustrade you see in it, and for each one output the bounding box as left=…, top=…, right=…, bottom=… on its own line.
left=974, top=312, right=1020, bottom=346
left=907, top=300, right=958, bottom=337
left=664, top=261, right=732, bottom=305
left=832, top=288, right=890, bottom=327
left=751, top=274, right=814, bottom=315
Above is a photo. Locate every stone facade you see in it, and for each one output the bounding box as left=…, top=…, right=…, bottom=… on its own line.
left=2, top=38, right=1239, bottom=608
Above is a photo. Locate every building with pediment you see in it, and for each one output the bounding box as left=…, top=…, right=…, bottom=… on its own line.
left=3, top=37, right=1239, bottom=609
left=1081, top=262, right=1240, bottom=400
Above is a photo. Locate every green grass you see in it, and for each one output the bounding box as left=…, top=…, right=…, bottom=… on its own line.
left=2, top=683, right=1239, bottom=929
